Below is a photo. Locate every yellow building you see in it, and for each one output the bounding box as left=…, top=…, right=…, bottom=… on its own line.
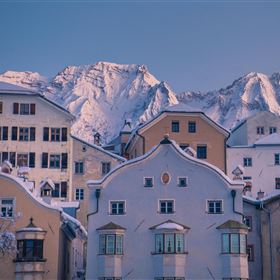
left=125, top=109, right=229, bottom=173
left=0, top=166, right=86, bottom=280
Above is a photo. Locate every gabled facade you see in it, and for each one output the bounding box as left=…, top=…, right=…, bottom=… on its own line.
left=0, top=170, right=86, bottom=280
left=71, top=135, right=126, bottom=226
left=125, top=109, right=229, bottom=173
left=86, top=136, right=248, bottom=279
left=227, top=111, right=280, bottom=146
left=0, top=82, right=74, bottom=200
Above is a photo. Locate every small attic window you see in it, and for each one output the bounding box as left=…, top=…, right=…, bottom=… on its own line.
left=144, top=177, right=153, bottom=188
left=178, top=177, right=188, bottom=187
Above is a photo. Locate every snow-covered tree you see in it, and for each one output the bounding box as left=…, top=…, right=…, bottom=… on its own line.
left=0, top=218, right=16, bottom=258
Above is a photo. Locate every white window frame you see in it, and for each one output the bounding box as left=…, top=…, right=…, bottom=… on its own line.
left=243, top=157, right=252, bottom=167
left=75, top=188, right=84, bottom=200
left=206, top=199, right=223, bottom=214
left=109, top=200, right=126, bottom=215
left=144, top=177, right=154, bottom=187
left=269, top=127, right=277, bottom=134
left=257, top=126, right=264, bottom=135
left=177, top=176, right=188, bottom=187
left=158, top=199, right=175, bottom=214
left=19, top=127, right=29, bottom=141
left=74, top=161, right=84, bottom=174
left=0, top=198, right=15, bottom=218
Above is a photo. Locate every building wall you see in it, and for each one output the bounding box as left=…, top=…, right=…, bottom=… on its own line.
left=0, top=173, right=62, bottom=280
left=227, top=122, right=248, bottom=146
left=71, top=137, right=124, bottom=227
left=227, top=146, right=280, bottom=196
left=0, top=94, right=73, bottom=199
left=87, top=142, right=247, bottom=279
left=127, top=113, right=228, bottom=172
left=243, top=201, right=262, bottom=280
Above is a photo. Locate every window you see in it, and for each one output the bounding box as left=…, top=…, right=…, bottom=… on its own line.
left=269, top=127, right=277, bottom=134
left=102, top=162, right=111, bottom=175
left=0, top=152, right=16, bottom=167
left=52, top=182, right=67, bottom=198
left=20, top=103, right=30, bottom=115
left=75, top=188, right=84, bottom=200
left=61, top=153, right=68, bottom=169
left=61, top=127, right=67, bottom=141
left=155, top=233, right=184, bottom=254
left=275, top=154, right=280, bottom=165
left=11, top=127, right=18, bottom=141
left=19, top=127, right=29, bottom=141
left=0, top=198, right=14, bottom=218
left=244, top=216, right=252, bottom=231
left=207, top=200, right=223, bottom=214
left=43, top=127, right=49, bottom=141
left=0, top=126, right=8, bottom=140
left=99, top=234, right=123, bottom=255
left=247, top=245, right=254, bottom=261
left=155, top=278, right=185, bottom=280
left=51, top=128, right=60, bottom=142
left=275, top=178, right=280, bottom=189
left=222, top=233, right=246, bottom=254
left=110, top=201, right=125, bottom=215
left=257, top=126, right=264, bottom=135
left=50, top=154, right=60, bottom=168
left=17, top=239, right=43, bottom=261
left=197, top=145, right=207, bottom=159
left=159, top=200, right=174, bottom=214
left=243, top=176, right=252, bottom=181
left=17, top=153, right=28, bottom=167
left=243, top=157, right=252, bottom=167
left=144, top=177, right=153, bottom=187
left=75, top=161, right=84, bottom=174
left=0, top=102, right=2, bottom=114
left=178, top=177, right=187, bottom=187
left=188, top=121, right=196, bottom=133
left=41, top=153, right=48, bottom=168
left=171, top=121, right=180, bottom=133
left=30, top=127, right=36, bottom=141
left=179, top=144, right=189, bottom=151
left=13, top=103, right=19, bottom=114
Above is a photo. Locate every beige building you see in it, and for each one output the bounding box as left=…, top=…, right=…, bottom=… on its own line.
left=125, top=109, right=229, bottom=172
left=0, top=82, right=75, bottom=201
left=0, top=167, right=86, bottom=280
left=71, top=136, right=125, bottom=226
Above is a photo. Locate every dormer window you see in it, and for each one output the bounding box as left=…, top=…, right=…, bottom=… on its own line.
left=144, top=177, right=154, bottom=187
left=178, top=177, right=187, bottom=187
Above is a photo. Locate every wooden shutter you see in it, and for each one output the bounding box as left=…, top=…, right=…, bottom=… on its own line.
left=11, top=127, right=18, bottom=141
left=61, top=128, right=67, bottom=142
left=30, top=127, right=36, bottom=141
left=41, top=153, right=48, bottom=168
left=61, top=153, right=68, bottom=169
left=13, top=103, right=19, bottom=114
left=29, top=153, right=35, bottom=168
left=30, top=103, right=36, bottom=115
left=43, top=127, right=49, bottom=141
left=2, top=127, right=8, bottom=140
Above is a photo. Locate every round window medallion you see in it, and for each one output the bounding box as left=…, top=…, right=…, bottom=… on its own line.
left=161, top=172, right=171, bottom=184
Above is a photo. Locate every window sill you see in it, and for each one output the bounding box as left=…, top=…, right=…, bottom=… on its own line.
left=151, top=252, right=188, bottom=255
left=157, top=212, right=175, bottom=214
left=207, top=212, right=224, bottom=215
left=220, top=253, right=247, bottom=256
left=109, top=213, right=126, bottom=216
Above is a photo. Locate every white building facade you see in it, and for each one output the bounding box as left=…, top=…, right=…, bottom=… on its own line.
left=87, top=136, right=249, bottom=280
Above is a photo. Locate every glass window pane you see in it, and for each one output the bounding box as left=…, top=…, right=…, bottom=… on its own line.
left=165, top=234, right=175, bottom=253
left=155, top=234, right=163, bottom=253
left=116, top=235, right=123, bottom=254
left=231, top=233, right=239, bottom=253
left=106, top=235, right=115, bottom=254
left=240, top=234, right=246, bottom=254
left=222, top=234, right=229, bottom=253
left=99, top=234, right=106, bottom=254
left=176, top=234, right=184, bottom=253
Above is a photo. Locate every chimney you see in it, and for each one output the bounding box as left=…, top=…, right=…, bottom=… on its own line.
left=93, top=132, right=101, bottom=146
left=257, top=190, right=265, bottom=200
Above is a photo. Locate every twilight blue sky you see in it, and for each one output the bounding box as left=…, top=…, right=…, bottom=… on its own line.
left=0, top=1, right=279, bottom=92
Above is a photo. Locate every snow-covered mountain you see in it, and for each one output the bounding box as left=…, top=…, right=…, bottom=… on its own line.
left=1, top=62, right=280, bottom=144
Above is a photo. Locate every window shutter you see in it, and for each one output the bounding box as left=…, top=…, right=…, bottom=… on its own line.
left=43, top=127, right=49, bottom=141
left=61, top=182, right=68, bottom=198
left=29, top=153, right=35, bottom=168
left=11, top=127, right=18, bottom=141
left=30, top=127, right=36, bottom=141
left=0, top=102, right=3, bottom=114
left=61, top=153, right=68, bottom=169
left=9, top=152, right=16, bottom=167
left=30, top=103, right=36, bottom=115
left=13, top=103, right=19, bottom=114
left=41, top=153, right=48, bottom=168
left=2, top=126, right=8, bottom=140
left=61, top=127, right=67, bottom=141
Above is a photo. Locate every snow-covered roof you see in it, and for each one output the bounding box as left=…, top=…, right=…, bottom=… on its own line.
left=149, top=220, right=190, bottom=231
left=254, top=133, right=280, bottom=146
left=0, top=81, right=36, bottom=93
left=243, top=191, right=280, bottom=205
left=71, top=134, right=126, bottom=162
left=51, top=201, right=80, bottom=209
left=88, top=136, right=244, bottom=188
left=39, top=178, right=55, bottom=190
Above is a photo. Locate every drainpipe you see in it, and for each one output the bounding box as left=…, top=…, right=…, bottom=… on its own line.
left=231, top=190, right=244, bottom=221
left=224, top=134, right=230, bottom=175
left=136, top=130, right=145, bottom=155
left=260, top=201, right=274, bottom=280
left=87, top=188, right=101, bottom=220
